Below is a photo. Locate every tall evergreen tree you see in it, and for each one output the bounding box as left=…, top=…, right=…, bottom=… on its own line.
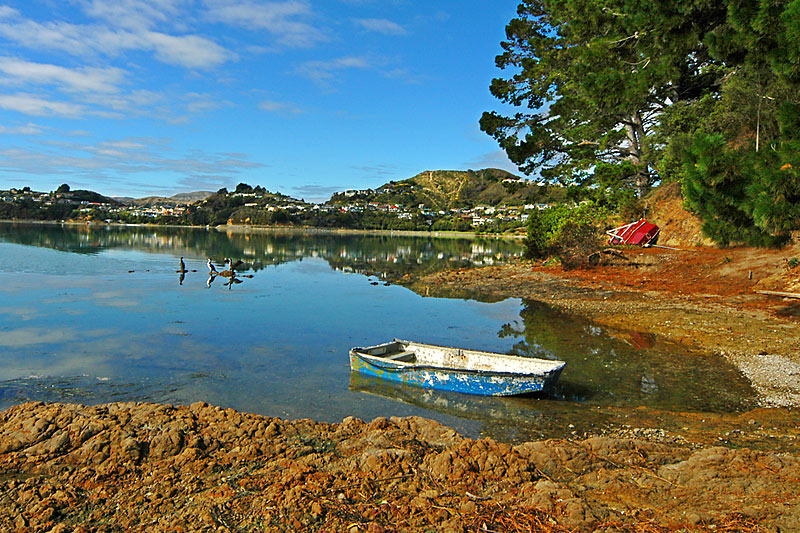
left=481, top=0, right=727, bottom=197
left=680, top=0, right=800, bottom=246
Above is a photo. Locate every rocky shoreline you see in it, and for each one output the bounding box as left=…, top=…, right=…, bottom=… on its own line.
left=2, top=401, right=798, bottom=532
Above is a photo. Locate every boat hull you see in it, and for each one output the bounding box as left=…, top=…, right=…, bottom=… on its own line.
left=349, top=347, right=564, bottom=397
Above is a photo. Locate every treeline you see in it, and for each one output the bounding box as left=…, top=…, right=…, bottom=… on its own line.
left=0, top=199, right=76, bottom=221
left=483, top=0, right=800, bottom=247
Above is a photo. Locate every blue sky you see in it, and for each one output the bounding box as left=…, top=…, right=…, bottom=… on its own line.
left=0, top=1, right=521, bottom=202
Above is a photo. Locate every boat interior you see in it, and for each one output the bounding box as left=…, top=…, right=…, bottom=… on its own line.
left=361, top=341, right=417, bottom=363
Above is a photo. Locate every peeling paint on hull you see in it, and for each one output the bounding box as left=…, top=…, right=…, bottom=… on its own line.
left=350, top=340, right=565, bottom=396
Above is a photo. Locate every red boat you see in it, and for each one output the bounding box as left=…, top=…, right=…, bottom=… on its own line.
left=606, top=219, right=660, bottom=246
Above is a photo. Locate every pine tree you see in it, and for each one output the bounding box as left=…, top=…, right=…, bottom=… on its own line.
left=481, top=0, right=727, bottom=197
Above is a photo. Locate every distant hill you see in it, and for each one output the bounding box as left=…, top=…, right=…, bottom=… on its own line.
left=329, top=168, right=568, bottom=209
left=65, top=189, right=122, bottom=205
left=114, top=191, right=213, bottom=206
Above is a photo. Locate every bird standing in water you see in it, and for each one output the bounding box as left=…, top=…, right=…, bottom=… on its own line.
left=178, top=257, right=187, bottom=272
left=207, top=258, right=218, bottom=274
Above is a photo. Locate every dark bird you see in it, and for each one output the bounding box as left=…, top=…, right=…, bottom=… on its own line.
left=207, top=258, right=218, bottom=274
left=180, top=257, right=186, bottom=271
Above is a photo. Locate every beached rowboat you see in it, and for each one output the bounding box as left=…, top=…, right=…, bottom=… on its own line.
left=349, top=339, right=565, bottom=396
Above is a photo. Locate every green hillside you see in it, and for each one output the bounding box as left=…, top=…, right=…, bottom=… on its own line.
left=329, top=168, right=568, bottom=209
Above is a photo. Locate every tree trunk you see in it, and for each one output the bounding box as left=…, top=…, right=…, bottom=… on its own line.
left=625, top=111, right=650, bottom=198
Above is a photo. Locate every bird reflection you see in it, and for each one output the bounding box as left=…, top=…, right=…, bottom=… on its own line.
left=224, top=276, right=243, bottom=290
left=179, top=271, right=185, bottom=285
left=205, top=257, right=251, bottom=290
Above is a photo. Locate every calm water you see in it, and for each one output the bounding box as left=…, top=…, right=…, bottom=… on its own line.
left=0, top=222, right=756, bottom=441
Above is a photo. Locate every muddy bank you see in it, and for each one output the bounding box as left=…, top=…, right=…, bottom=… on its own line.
left=1, top=401, right=798, bottom=532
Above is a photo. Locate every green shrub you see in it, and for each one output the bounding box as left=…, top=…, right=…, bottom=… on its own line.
left=525, top=202, right=609, bottom=262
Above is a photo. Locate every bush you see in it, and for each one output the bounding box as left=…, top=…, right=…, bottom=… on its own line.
left=552, top=221, right=601, bottom=269
left=525, top=202, right=610, bottom=263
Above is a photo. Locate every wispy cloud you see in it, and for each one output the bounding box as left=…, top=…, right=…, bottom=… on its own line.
left=0, top=93, right=89, bottom=118
left=294, top=55, right=377, bottom=85
left=0, top=136, right=265, bottom=194
left=0, top=9, right=233, bottom=70
left=383, top=67, right=428, bottom=85
left=354, top=18, right=406, bottom=35
left=290, top=184, right=342, bottom=202
left=79, top=0, right=187, bottom=31
left=184, top=92, right=233, bottom=113
left=0, top=122, right=45, bottom=135
left=464, top=150, right=521, bottom=174
left=0, top=327, right=79, bottom=347
left=203, top=0, right=324, bottom=48
left=258, top=99, right=303, bottom=114
left=0, top=57, right=125, bottom=93
left=350, top=164, right=399, bottom=177
left=143, top=31, right=234, bottom=69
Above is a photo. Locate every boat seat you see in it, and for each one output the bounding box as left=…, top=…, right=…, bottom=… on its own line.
left=385, top=351, right=416, bottom=362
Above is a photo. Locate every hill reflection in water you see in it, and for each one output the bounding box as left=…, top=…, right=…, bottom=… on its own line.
left=0, top=222, right=523, bottom=281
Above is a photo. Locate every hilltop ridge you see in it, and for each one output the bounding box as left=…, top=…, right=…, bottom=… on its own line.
left=113, top=191, right=214, bottom=206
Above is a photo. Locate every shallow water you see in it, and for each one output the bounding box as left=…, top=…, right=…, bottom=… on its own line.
left=0, top=222, right=756, bottom=441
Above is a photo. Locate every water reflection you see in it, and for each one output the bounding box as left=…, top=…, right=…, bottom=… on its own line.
left=0, top=222, right=523, bottom=281
left=502, top=300, right=756, bottom=412
left=350, top=373, right=602, bottom=441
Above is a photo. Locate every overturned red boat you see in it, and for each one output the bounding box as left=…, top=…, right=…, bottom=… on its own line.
left=607, top=218, right=660, bottom=246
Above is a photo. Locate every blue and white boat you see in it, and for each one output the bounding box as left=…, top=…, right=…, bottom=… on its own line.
left=349, top=339, right=565, bottom=396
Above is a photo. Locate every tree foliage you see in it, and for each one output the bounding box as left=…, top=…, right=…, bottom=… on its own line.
left=679, top=0, right=800, bottom=246
left=481, top=0, right=727, bottom=197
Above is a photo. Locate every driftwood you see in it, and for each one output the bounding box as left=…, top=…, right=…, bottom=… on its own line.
left=588, top=248, right=631, bottom=266
left=755, top=290, right=800, bottom=300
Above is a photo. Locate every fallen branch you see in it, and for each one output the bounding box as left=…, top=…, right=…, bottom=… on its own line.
left=755, top=290, right=800, bottom=300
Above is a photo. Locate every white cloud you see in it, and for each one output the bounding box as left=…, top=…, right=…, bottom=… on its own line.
left=259, top=99, right=303, bottom=114
left=0, top=12, right=233, bottom=70
left=203, top=0, right=324, bottom=47
left=184, top=92, right=232, bottom=113
left=354, top=18, right=406, bottom=35
left=0, top=6, right=19, bottom=19
left=295, top=55, right=376, bottom=84
left=0, top=93, right=87, bottom=117
left=143, top=31, right=234, bottom=68
left=0, top=122, right=44, bottom=135
left=0, top=137, right=265, bottom=181
left=79, top=0, right=187, bottom=31
left=0, top=57, right=125, bottom=93
left=465, top=150, right=521, bottom=174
